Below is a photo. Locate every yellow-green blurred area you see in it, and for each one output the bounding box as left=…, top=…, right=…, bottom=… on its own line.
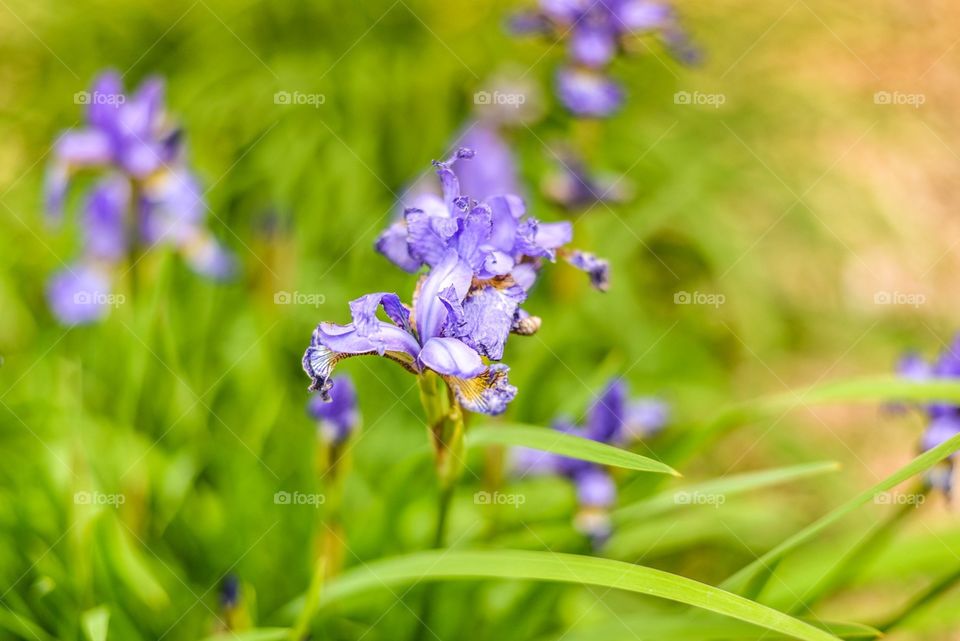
left=0, top=0, right=959, bottom=639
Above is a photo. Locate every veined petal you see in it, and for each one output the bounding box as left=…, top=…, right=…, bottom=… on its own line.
left=414, top=250, right=472, bottom=341
left=302, top=322, right=421, bottom=396
left=418, top=337, right=485, bottom=378
left=350, top=292, right=410, bottom=336
left=405, top=205, right=459, bottom=268
left=443, top=363, right=517, bottom=415
left=456, top=280, right=526, bottom=360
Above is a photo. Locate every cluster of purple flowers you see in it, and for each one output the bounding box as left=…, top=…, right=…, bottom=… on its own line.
left=303, top=148, right=609, bottom=416
left=45, top=71, right=233, bottom=325
left=898, top=338, right=960, bottom=494
left=511, top=0, right=697, bottom=118
left=514, top=378, right=668, bottom=542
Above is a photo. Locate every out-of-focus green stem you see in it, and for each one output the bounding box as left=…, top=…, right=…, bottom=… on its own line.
left=878, top=564, right=960, bottom=632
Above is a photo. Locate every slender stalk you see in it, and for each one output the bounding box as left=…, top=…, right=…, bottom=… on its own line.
left=878, top=565, right=960, bottom=632
left=290, top=555, right=327, bottom=641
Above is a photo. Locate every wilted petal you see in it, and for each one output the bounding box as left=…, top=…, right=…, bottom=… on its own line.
left=302, top=321, right=421, bottom=396
left=414, top=250, right=473, bottom=341
left=565, top=249, right=610, bottom=291
left=443, top=363, right=517, bottom=415
left=556, top=67, right=624, bottom=118
left=46, top=264, right=113, bottom=326
left=418, top=337, right=485, bottom=378
left=83, top=176, right=130, bottom=261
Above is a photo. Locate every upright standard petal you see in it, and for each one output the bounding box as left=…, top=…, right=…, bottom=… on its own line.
left=414, top=251, right=473, bottom=341
left=302, top=321, right=421, bottom=397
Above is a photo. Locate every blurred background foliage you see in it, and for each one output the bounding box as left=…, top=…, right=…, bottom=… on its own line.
left=1, top=0, right=960, bottom=639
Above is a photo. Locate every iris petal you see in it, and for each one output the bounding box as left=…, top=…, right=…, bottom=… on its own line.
left=418, top=337, right=485, bottom=378
left=414, top=250, right=472, bottom=341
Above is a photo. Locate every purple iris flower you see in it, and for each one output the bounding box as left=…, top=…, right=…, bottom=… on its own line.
left=43, top=71, right=235, bottom=325
left=377, top=149, right=609, bottom=357
left=896, top=339, right=960, bottom=494
left=511, top=0, right=697, bottom=118
left=513, top=378, right=668, bottom=540
left=303, top=250, right=517, bottom=415
left=307, top=375, right=361, bottom=445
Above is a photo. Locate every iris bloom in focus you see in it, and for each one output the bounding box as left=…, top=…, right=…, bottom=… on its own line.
left=44, top=71, right=234, bottom=325
left=511, top=0, right=697, bottom=117
left=303, top=250, right=517, bottom=415
left=377, top=149, right=609, bottom=359
left=897, top=338, right=960, bottom=495
left=513, top=378, right=668, bottom=543
left=307, top=375, right=361, bottom=445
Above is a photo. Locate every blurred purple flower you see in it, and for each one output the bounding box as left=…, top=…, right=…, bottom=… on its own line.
left=542, top=149, right=631, bottom=212
left=46, top=264, right=113, bottom=326
left=308, top=375, right=361, bottom=445
left=896, top=339, right=960, bottom=494
left=511, top=0, right=697, bottom=117
left=513, top=378, right=668, bottom=541
left=303, top=251, right=517, bottom=415
left=43, top=71, right=235, bottom=325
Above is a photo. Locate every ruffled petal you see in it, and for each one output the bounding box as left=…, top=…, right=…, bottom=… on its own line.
left=83, top=175, right=130, bottom=261
left=349, top=292, right=411, bottom=336
left=454, top=203, right=494, bottom=271
left=405, top=205, right=459, bottom=268
left=564, top=249, right=610, bottom=291
left=456, top=280, right=527, bottom=360
left=442, top=363, right=517, bottom=415
left=302, top=321, right=420, bottom=396
left=414, top=250, right=473, bottom=341
left=417, top=337, right=485, bottom=378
